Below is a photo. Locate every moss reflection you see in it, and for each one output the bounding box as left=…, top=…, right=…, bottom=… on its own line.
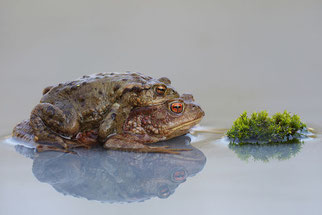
left=228, top=141, right=303, bottom=162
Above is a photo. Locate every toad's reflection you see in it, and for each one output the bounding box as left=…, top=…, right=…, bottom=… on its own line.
left=15, top=135, right=206, bottom=203
left=228, top=142, right=302, bottom=162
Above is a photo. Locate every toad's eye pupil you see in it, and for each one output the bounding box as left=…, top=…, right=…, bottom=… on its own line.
left=170, top=103, right=183, bottom=113
left=156, top=86, right=166, bottom=95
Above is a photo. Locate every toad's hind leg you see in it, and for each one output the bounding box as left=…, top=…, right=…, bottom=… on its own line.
left=29, top=103, right=80, bottom=149
left=104, top=134, right=191, bottom=154
left=12, top=120, right=78, bottom=153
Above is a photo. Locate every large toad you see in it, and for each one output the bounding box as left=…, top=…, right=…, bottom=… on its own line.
left=13, top=72, right=204, bottom=153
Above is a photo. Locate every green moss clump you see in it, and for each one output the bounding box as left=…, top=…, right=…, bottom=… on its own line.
left=227, top=110, right=307, bottom=144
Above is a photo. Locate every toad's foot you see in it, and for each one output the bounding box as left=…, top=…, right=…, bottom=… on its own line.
left=36, top=144, right=76, bottom=154
left=13, top=120, right=35, bottom=142
left=75, top=130, right=99, bottom=147
left=103, top=134, right=191, bottom=154
left=35, top=137, right=95, bottom=153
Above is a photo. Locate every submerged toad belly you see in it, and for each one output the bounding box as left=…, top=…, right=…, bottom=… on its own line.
left=12, top=72, right=204, bottom=154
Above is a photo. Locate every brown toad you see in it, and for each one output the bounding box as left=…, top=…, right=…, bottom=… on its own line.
left=103, top=93, right=204, bottom=153
left=14, top=92, right=204, bottom=154
left=13, top=72, right=179, bottom=151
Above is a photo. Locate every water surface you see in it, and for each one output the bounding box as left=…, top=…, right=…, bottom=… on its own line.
left=1, top=129, right=321, bottom=215
left=1, top=0, right=322, bottom=214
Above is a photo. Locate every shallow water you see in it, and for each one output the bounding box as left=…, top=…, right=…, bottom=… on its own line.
left=1, top=0, right=322, bottom=214
left=1, top=130, right=322, bottom=215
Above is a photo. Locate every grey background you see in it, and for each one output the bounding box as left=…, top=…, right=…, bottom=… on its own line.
left=1, top=0, right=322, bottom=135
left=1, top=1, right=322, bottom=215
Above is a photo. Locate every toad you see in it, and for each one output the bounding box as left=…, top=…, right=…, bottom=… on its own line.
left=13, top=73, right=204, bottom=153
left=103, top=93, right=204, bottom=153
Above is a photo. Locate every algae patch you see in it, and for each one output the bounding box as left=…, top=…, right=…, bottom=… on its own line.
left=227, top=110, right=308, bottom=144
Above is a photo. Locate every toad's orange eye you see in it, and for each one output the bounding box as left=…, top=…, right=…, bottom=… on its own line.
left=170, top=102, right=184, bottom=113
left=156, top=85, right=167, bottom=95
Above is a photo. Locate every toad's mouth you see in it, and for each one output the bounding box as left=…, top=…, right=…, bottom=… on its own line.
left=167, top=118, right=203, bottom=133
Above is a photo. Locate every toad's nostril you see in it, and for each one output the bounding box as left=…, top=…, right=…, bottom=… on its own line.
left=181, top=93, right=194, bottom=102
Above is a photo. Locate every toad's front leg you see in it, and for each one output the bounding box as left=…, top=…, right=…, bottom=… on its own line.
left=103, top=133, right=191, bottom=154
left=98, top=103, right=132, bottom=142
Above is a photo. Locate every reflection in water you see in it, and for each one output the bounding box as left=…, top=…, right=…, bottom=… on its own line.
left=15, top=135, right=206, bottom=203
left=228, top=142, right=302, bottom=162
